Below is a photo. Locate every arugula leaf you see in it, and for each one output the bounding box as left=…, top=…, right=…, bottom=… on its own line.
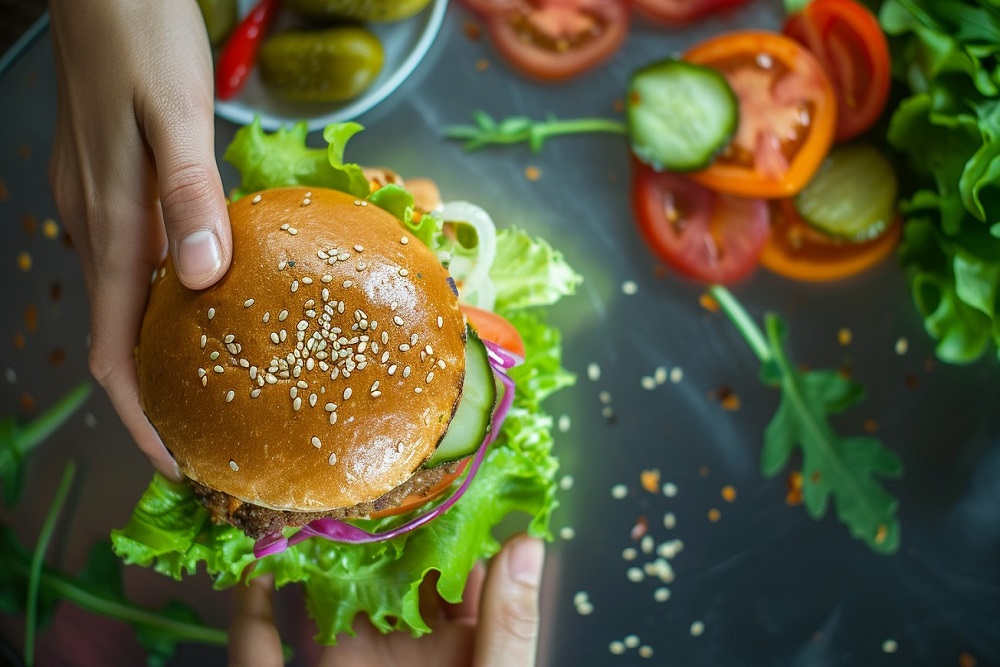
left=0, top=382, right=91, bottom=507
left=0, top=528, right=232, bottom=666
left=710, top=285, right=903, bottom=555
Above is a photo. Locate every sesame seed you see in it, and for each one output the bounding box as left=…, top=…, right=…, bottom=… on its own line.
left=611, top=484, right=628, bottom=499
left=197, top=367, right=207, bottom=378
left=895, top=337, right=909, bottom=355
left=356, top=262, right=366, bottom=272
left=302, top=276, right=313, bottom=284
left=653, top=587, right=671, bottom=602
left=343, top=387, right=352, bottom=400
left=638, top=646, right=654, bottom=659
left=882, top=640, right=898, bottom=654
left=224, top=334, right=235, bottom=344
left=400, top=236, right=409, bottom=245
left=302, top=198, right=311, bottom=206
left=230, top=460, right=239, bottom=471
left=402, top=366, right=411, bottom=378
left=278, top=310, right=288, bottom=321
left=328, top=452, right=337, bottom=465
left=288, top=227, right=298, bottom=235
left=279, top=330, right=287, bottom=342
left=321, top=274, right=333, bottom=283
left=251, top=389, right=261, bottom=398
left=414, top=387, right=423, bottom=393
left=388, top=364, right=397, bottom=376
left=226, top=390, right=235, bottom=402
left=210, top=351, right=220, bottom=360
left=624, top=635, right=640, bottom=649
left=208, top=307, right=216, bottom=320
left=627, top=567, right=645, bottom=583
left=670, top=367, right=684, bottom=383
left=663, top=482, right=678, bottom=497
left=263, top=311, right=270, bottom=323
left=329, top=412, right=338, bottom=425
left=270, top=332, right=280, bottom=344
left=293, top=397, right=302, bottom=411
left=426, top=372, right=434, bottom=383
left=690, top=621, right=705, bottom=637
left=621, top=280, right=638, bottom=295
left=213, top=365, right=224, bottom=374
left=201, top=377, right=208, bottom=387
left=200, top=334, right=207, bottom=349
left=312, top=436, right=322, bottom=448
left=290, top=386, right=298, bottom=399
left=654, top=366, right=668, bottom=384
left=587, top=363, right=601, bottom=381
left=609, top=641, right=625, bottom=655
left=290, top=280, right=299, bottom=293
left=354, top=244, right=364, bottom=252
left=252, top=194, right=262, bottom=204
left=278, top=260, right=287, bottom=271
left=398, top=268, right=409, bottom=277
left=244, top=298, right=255, bottom=308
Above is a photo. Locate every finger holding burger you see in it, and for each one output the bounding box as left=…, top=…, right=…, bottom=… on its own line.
left=228, top=535, right=545, bottom=667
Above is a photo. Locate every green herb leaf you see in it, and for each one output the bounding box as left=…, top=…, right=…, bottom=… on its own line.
left=0, top=382, right=91, bottom=507
left=444, top=111, right=627, bottom=153
left=711, top=285, right=904, bottom=555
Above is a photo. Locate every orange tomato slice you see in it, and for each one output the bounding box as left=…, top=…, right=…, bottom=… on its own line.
left=684, top=31, right=838, bottom=199
left=758, top=199, right=901, bottom=281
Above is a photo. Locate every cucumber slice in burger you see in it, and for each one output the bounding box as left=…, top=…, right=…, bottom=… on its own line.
left=627, top=59, right=738, bottom=172
left=424, top=327, right=498, bottom=468
left=793, top=143, right=898, bottom=242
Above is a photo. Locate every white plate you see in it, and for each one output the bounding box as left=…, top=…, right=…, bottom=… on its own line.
left=214, top=0, right=448, bottom=131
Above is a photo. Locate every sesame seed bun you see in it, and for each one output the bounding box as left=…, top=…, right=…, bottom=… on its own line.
left=137, top=186, right=466, bottom=514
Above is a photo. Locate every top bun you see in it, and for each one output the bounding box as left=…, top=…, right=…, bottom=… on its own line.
left=137, top=186, right=466, bottom=512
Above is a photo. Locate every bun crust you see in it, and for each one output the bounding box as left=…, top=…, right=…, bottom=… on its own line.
left=137, top=187, right=466, bottom=512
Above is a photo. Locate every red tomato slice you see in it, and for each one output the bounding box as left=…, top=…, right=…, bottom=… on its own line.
left=758, top=199, right=901, bottom=282
left=368, top=459, right=470, bottom=519
left=462, top=304, right=526, bottom=358
left=631, top=159, right=770, bottom=285
left=684, top=31, right=837, bottom=199
left=464, top=0, right=629, bottom=81
left=783, top=0, right=891, bottom=142
left=631, top=0, right=751, bottom=26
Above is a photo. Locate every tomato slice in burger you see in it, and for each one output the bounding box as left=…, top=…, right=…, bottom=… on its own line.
left=684, top=31, right=837, bottom=199
left=463, top=0, right=629, bottom=81
left=462, top=304, right=526, bottom=359
left=368, top=459, right=470, bottom=519
left=783, top=0, right=891, bottom=142
left=631, top=159, right=770, bottom=285
left=631, top=0, right=751, bottom=26
left=758, top=199, right=901, bottom=282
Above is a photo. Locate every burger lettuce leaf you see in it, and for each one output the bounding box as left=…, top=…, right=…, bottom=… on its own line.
left=111, top=199, right=581, bottom=642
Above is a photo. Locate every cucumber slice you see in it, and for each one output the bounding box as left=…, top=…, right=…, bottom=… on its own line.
left=424, top=327, right=497, bottom=468
left=627, top=58, right=738, bottom=172
left=793, top=143, right=898, bottom=242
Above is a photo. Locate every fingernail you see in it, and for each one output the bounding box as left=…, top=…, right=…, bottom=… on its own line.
left=177, top=229, right=222, bottom=284
left=508, top=537, right=544, bottom=586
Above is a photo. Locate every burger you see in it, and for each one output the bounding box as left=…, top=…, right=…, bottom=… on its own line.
left=112, top=119, right=581, bottom=644
left=137, top=185, right=493, bottom=542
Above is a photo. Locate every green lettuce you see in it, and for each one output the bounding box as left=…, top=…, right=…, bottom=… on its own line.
left=112, top=122, right=581, bottom=644
left=880, top=0, right=1000, bottom=363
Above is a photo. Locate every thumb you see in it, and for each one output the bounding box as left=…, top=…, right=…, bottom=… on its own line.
left=148, top=113, right=232, bottom=290
left=474, top=534, right=545, bottom=667
left=161, top=156, right=232, bottom=290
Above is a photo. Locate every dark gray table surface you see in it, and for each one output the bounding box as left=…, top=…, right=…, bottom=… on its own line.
left=2, top=2, right=999, bottom=666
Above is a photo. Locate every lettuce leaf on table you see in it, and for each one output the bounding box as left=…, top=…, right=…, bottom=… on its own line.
left=880, top=0, right=1000, bottom=364
left=112, top=122, right=581, bottom=642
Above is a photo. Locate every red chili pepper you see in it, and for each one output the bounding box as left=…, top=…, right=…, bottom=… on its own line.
left=215, top=0, right=281, bottom=101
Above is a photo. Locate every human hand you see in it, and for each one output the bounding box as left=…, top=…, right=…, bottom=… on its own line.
left=48, top=0, right=232, bottom=479
left=228, top=534, right=546, bottom=667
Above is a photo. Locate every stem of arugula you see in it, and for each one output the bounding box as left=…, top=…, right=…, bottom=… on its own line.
left=25, top=462, right=76, bottom=666
left=708, top=285, right=772, bottom=364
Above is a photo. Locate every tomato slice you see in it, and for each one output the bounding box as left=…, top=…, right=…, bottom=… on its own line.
left=631, top=0, right=751, bottom=26
left=631, top=159, right=770, bottom=285
left=462, top=304, right=526, bottom=358
left=684, top=31, right=837, bottom=199
left=368, top=458, right=470, bottom=519
left=783, top=0, right=891, bottom=142
left=758, top=199, right=901, bottom=282
left=464, top=0, right=629, bottom=81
